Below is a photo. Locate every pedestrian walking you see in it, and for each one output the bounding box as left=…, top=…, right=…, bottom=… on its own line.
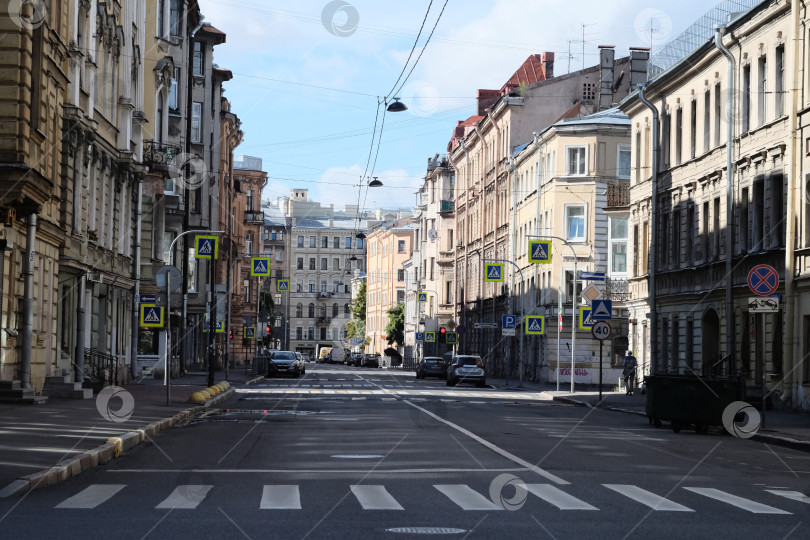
left=623, top=350, right=638, bottom=395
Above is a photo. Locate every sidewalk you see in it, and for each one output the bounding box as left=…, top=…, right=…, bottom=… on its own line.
left=487, top=376, right=810, bottom=452
left=0, top=372, right=259, bottom=497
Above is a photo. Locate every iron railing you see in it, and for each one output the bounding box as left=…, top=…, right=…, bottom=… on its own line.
left=606, top=182, right=630, bottom=207
left=143, top=140, right=180, bottom=169
left=440, top=200, right=455, bottom=213
left=83, top=348, right=119, bottom=391
left=244, top=211, right=265, bottom=224
left=604, top=277, right=630, bottom=302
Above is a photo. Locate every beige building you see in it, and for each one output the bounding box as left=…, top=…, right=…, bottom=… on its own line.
left=366, top=221, right=413, bottom=356
left=510, top=109, right=632, bottom=384
left=620, top=0, right=800, bottom=404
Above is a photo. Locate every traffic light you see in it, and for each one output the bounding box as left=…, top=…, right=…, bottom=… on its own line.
left=439, top=327, right=446, bottom=342
left=229, top=329, right=233, bottom=340
left=266, top=325, right=271, bottom=335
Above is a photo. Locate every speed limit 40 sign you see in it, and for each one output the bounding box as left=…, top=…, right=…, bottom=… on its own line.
left=591, top=321, right=612, bottom=341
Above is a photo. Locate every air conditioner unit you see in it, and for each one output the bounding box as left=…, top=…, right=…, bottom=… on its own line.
left=87, top=272, right=103, bottom=284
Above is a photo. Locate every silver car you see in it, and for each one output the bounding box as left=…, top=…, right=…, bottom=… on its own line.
left=446, top=355, right=486, bottom=388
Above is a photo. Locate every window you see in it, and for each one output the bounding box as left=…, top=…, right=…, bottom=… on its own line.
left=671, top=210, right=680, bottom=268
left=742, top=64, right=751, bottom=133
left=345, top=236, right=351, bottom=248
left=356, top=238, right=364, bottom=249
left=264, top=229, right=270, bottom=241
left=245, top=232, right=253, bottom=254
left=397, top=290, right=405, bottom=303
left=771, top=175, right=784, bottom=248
left=296, top=327, right=303, bottom=340
left=661, top=111, right=671, bottom=168
left=448, top=229, right=454, bottom=250
left=617, top=144, right=631, bottom=179
left=714, top=84, right=721, bottom=147
left=740, top=188, right=749, bottom=253
left=565, top=205, right=586, bottom=241
left=566, top=146, right=587, bottom=176
left=686, top=204, right=695, bottom=265
left=169, top=0, right=181, bottom=36
left=704, top=91, right=711, bottom=153
left=191, top=102, right=202, bottom=143
left=690, top=100, right=697, bottom=159
left=297, top=257, right=303, bottom=270
left=321, top=258, right=327, bottom=270
left=430, top=257, right=435, bottom=280
left=775, top=46, right=785, bottom=118
left=297, top=235, right=304, bottom=247
left=320, top=280, right=327, bottom=293
left=397, top=240, right=406, bottom=252
left=758, top=56, right=767, bottom=126
left=322, top=236, right=328, bottom=248
left=168, top=69, right=179, bottom=112
left=564, top=270, right=584, bottom=305
left=156, top=92, right=165, bottom=143
left=246, top=189, right=254, bottom=211
left=309, top=236, right=316, bottom=248
left=271, top=230, right=277, bottom=240
left=397, top=269, right=404, bottom=282
left=157, top=0, right=165, bottom=37
left=333, top=257, right=339, bottom=270
left=633, top=225, right=639, bottom=277
left=296, top=303, right=302, bottom=317
left=309, top=258, right=315, bottom=270
left=702, top=201, right=710, bottom=261
left=333, top=237, right=340, bottom=249
left=675, top=108, right=682, bottom=165
left=713, top=197, right=721, bottom=261
left=609, top=217, right=628, bottom=274
left=308, top=304, right=315, bottom=318
left=635, top=131, right=641, bottom=182
left=332, top=303, right=339, bottom=318
left=193, top=41, right=203, bottom=76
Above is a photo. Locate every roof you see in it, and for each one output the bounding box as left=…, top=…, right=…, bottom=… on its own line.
left=198, top=24, right=226, bottom=44
left=554, top=107, right=630, bottom=127
left=500, top=53, right=553, bottom=93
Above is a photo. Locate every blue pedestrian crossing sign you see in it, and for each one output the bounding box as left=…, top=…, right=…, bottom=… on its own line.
left=139, top=304, right=164, bottom=328
left=416, top=332, right=425, bottom=342
left=446, top=331, right=458, bottom=344
left=244, top=326, right=256, bottom=339
left=425, top=332, right=436, bottom=343
left=579, top=306, right=594, bottom=329
left=203, top=320, right=226, bottom=333
left=277, top=279, right=290, bottom=292
left=591, top=299, right=612, bottom=320
left=250, top=257, right=271, bottom=277
left=195, top=235, right=219, bottom=259
left=418, top=292, right=428, bottom=303
left=526, top=316, right=545, bottom=335
left=528, top=240, right=552, bottom=264
left=484, top=263, right=504, bottom=282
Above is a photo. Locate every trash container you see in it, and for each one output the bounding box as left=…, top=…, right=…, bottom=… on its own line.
left=253, top=355, right=269, bottom=377
left=644, top=374, right=746, bottom=433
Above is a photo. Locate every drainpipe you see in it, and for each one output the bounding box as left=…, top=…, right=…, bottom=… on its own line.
left=131, top=174, right=143, bottom=379
left=473, top=125, right=488, bottom=361
left=460, top=139, right=471, bottom=354
left=533, top=131, right=543, bottom=381
left=715, top=26, right=736, bottom=373
left=637, top=85, right=658, bottom=374
left=21, top=213, right=37, bottom=390
left=507, top=156, right=517, bottom=377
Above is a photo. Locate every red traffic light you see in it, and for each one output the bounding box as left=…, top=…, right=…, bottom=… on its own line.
left=229, top=329, right=233, bottom=340
left=266, top=325, right=271, bottom=334
left=439, top=327, right=446, bottom=334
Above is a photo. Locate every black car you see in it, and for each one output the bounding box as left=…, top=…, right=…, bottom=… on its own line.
left=267, top=351, right=302, bottom=378
left=416, top=357, right=447, bottom=379
left=446, top=355, right=486, bottom=387
left=361, top=354, right=380, bottom=368
left=349, top=352, right=363, bottom=367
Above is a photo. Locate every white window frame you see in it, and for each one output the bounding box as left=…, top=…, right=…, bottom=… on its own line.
left=565, top=145, right=588, bottom=177
left=616, top=144, right=631, bottom=179
left=608, top=215, right=629, bottom=276
left=564, top=203, right=587, bottom=243
left=191, top=101, right=202, bottom=143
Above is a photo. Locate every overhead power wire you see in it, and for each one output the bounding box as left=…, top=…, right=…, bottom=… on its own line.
left=392, top=0, right=450, bottom=98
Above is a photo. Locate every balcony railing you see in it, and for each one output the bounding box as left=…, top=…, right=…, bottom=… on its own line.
left=606, top=182, right=630, bottom=208
left=143, top=140, right=180, bottom=171
left=244, top=211, right=265, bottom=224
left=440, top=200, right=455, bottom=213
left=317, top=316, right=331, bottom=325
left=604, top=277, right=630, bottom=302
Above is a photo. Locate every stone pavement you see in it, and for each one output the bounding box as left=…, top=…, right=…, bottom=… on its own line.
left=0, top=372, right=260, bottom=498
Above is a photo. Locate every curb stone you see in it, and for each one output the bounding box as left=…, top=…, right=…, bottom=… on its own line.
left=0, top=387, right=236, bottom=498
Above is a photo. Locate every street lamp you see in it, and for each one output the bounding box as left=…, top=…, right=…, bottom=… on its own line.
left=368, top=176, right=383, bottom=188
left=386, top=98, right=407, bottom=112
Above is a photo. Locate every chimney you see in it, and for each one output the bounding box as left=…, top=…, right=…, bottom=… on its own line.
left=599, top=46, right=615, bottom=111
left=542, top=51, right=554, bottom=79
left=630, top=47, right=650, bottom=87
left=476, top=89, right=500, bottom=116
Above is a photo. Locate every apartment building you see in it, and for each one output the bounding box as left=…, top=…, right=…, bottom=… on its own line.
left=261, top=200, right=290, bottom=351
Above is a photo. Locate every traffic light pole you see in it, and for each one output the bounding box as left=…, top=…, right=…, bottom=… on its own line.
left=483, top=258, right=525, bottom=388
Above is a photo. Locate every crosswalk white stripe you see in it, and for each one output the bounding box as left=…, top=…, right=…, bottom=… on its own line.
left=603, top=484, right=692, bottom=512
left=684, top=487, right=791, bottom=514
left=260, top=485, right=301, bottom=509
left=765, top=490, right=810, bottom=504
left=524, top=484, right=598, bottom=510
left=55, top=484, right=126, bottom=509
left=155, top=485, right=213, bottom=509
left=350, top=485, right=404, bottom=510
left=435, top=485, right=502, bottom=511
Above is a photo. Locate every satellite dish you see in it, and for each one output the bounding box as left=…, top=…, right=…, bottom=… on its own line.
left=428, top=229, right=438, bottom=241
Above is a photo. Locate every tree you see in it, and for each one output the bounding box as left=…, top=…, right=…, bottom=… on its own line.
left=351, top=280, right=366, bottom=322
left=345, top=318, right=366, bottom=340
left=385, top=303, right=405, bottom=347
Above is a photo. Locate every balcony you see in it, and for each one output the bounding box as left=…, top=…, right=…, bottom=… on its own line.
left=604, top=277, right=630, bottom=302
left=438, top=250, right=454, bottom=264
left=244, top=211, right=265, bottom=224
left=143, top=140, right=180, bottom=174
left=317, top=316, right=331, bottom=325
left=606, top=182, right=630, bottom=208
left=439, top=200, right=455, bottom=213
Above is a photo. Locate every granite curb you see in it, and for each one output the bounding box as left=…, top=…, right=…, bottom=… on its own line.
left=0, top=386, right=237, bottom=499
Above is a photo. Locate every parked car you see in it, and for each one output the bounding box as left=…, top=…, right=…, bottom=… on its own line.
left=361, top=354, right=380, bottom=368
left=295, top=352, right=306, bottom=374
left=416, top=357, right=447, bottom=379
left=446, top=355, right=486, bottom=387
left=349, top=352, right=363, bottom=367
left=267, top=351, right=302, bottom=378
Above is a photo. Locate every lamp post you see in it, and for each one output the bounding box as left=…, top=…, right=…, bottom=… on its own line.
left=484, top=258, right=525, bottom=388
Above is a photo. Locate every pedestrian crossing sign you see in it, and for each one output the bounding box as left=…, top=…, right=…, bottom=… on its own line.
left=528, top=240, right=552, bottom=264
left=139, top=304, right=164, bottom=328
left=418, top=292, right=427, bottom=303
left=525, top=315, right=545, bottom=335
left=251, top=257, right=271, bottom=276
left=244, top=326, right=256, bottom=339
left=579, top=306, right=594, bottom=329
left=277, top=279, right=290, bottom=292
left=484, top=263, right=504, bottom=282
left=203, top=320, right=226, bottom=333
left=425, top=331, right=436, bottom=343
left=195, top=235, right=219, bottom=259
left=446, top=332, right=458, bottom=344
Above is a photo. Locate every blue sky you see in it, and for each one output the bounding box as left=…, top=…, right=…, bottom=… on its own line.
left=198, top=0, right=711, bottom=211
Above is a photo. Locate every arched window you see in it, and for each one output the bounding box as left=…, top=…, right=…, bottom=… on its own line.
left=296, top=303, right=302, bottom=317
left=344, top=303, right=350, bottom=315
left=319, top=305, right=326, bottom=318
left=332, top=303, right=339, bottom=318
left=308, top=303, right=315, bottom=318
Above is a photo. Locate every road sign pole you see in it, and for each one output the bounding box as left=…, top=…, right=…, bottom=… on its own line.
left=599, top=339, right=603, bottom=402
left=572, top=259, right=577, bottom=393
left=166, top=273, right=171, bottom=406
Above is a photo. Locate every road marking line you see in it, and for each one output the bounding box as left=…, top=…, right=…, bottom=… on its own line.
left=55, top=484, right=126, bottom=509
left=765, top=490, right=810, bottom=504
left=684, top=487, right=791, bottom=514
left=525, top=484, right=598, bottom=510
left=435, top=485, right=501, bottom=511
left=109, top=468, right=529, bottom=474
left=155, top=485, right=213, bottom=509
left=403, top=400, right=569, bottom=485
left=260, top=485, right=301, bottom=509
left=603, top=485, right=692, bottom=512
left=350, top=485, right=404, bottom=510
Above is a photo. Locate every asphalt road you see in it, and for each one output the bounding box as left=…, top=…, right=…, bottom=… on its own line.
left=1, top=364, right=808, bottom=539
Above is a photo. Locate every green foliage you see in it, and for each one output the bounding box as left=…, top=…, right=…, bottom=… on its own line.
left=385, top=303, right=405, bottom=347
left=351, top=280, right=367, bottom=322
left=345, top=318, right=366, bottom=340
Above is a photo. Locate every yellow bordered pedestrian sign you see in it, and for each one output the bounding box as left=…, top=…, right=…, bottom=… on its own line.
left=424, top=331, right=436, bottom=343
left=195, top=235, right=219, bottom=259
left=446, top=331, right=458, bottom=344
left=140, top=304, right=164, bottom=328
left=525, top=315, right=545, bottom=335
left=417, top=292, right=428, bottom=303
left=244, top=326, right=256, bottom=339
left=250, top=257, right=271, bottom=276
left=277, top=279, right=290, bottom=292
left=203, top=321, right=226, bottom=333
left=528, top=240, right=552, bottom=264
left=484, top=263, right=504, bottom=282
left=579, top=306, right=594, bottom=329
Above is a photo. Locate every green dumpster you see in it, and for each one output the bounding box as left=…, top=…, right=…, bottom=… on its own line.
left=644, top=374, right=746, bottom=433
